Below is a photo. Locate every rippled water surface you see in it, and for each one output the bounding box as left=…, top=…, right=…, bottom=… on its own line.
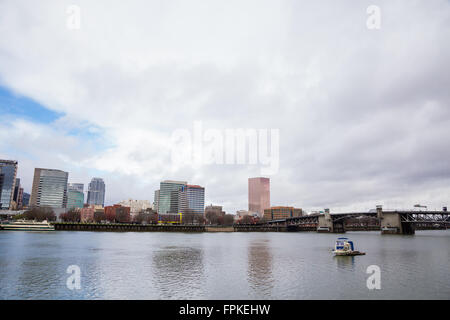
left=0, top=230, right=449, bottom=299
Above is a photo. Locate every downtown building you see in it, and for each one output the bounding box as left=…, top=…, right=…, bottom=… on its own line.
left=118, top=199, right=152, bottom=218
left=204, top=204, right=225, bottom=217
left=68, top=183, right=84, bottom=193
left=30, top=168, right=69, bottom=209
left=179, top=185, right=205, bottom=215
left=22, top=192, right=30, bottom=207
left=157, top=180, right=187, bottom=214
left=156, top=181, right=205, bottom=215
left=248, top=177, right=270, bottom=217
left=87, top=178, right=105, bottom=207
left=263, top=206, right=302, bottom=221
left=105, top=204, right=131, bottom=223
left=0, top=160, right=18, bottom=210
left=67, top=183, right=85, bottom=209
left=12, top=178, right=24, bottom=209
left=154, top=190, right=160, bottom=213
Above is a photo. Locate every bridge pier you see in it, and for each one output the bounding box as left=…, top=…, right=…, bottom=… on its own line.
left=378, top=207, right=415, bottom=235
left=317, top=209, right=345, bottom=233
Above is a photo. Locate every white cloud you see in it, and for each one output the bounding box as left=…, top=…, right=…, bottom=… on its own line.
left=0, top=0, right=449, bottom=213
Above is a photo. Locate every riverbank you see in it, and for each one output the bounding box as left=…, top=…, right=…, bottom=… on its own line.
left=51, top=222, right=295, bottom=232
left=51, top=223, right=286, bottom=232
left=53, top=222, right=206, bottom=232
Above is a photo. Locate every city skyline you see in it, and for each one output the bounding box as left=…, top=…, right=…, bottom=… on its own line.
left=1, top=157, right=449, bottom=214
left=1, top=1, right=450, bottom=215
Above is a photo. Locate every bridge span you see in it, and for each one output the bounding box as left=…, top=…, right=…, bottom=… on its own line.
left=259, top=207, right=450, bottom=235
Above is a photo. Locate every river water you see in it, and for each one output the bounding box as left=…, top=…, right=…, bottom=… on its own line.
left=0, top=230, right=449, bottom=299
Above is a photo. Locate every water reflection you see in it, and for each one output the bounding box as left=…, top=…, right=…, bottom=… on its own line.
left=151, top=246, right=205, bottom=299
left=16, top=233, right=64, bottom=299
left=1, top=230, right=449, bottom=299
left=334, top=256, right=355, bottom=271
left=247, top=239, right=274, bottom=297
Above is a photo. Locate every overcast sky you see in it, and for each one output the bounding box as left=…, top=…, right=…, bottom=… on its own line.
left=0, top=0, right=449, bottom=214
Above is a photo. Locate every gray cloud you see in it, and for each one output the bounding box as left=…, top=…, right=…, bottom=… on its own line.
left=0, top=0, right=449, bottom=213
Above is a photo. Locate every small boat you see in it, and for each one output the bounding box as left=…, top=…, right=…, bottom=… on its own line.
left=0, top=220, right=55, bottom=231
left=332, top=237, right=365, bottom=256
left=317, top=226, right=330, bottom=232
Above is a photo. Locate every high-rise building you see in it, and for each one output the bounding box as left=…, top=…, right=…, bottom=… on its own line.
left=87, top=178, right=105, bottom=207
left=157, top=181, right=205, bottom=215
left=184, top=185, right=205, bottom=215
left=30, top=168, right=69, bottom=209
left=22, top=192, right=30, bottom=207
left=0, top=160, right=18, bottom=210
left=68, top=183, right=84, bottom=193
left=248, top=177, right=270, bottom=217
left=158, top=180, right=187, bottom=214
left=67, top=184, right=85, bottom=209
left=13, top=178, right=24, bottom=209
left=154, top=190, right=160, bottom=213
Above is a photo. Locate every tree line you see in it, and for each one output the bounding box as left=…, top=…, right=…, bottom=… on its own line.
left=13, top=207, right=260, bottom=225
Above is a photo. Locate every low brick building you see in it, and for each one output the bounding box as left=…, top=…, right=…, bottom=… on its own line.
left=263, top=206, right=302, bottom=221
left=104, top=204, right=131, bottom=223
left=80, top=207, right=95, bottom=222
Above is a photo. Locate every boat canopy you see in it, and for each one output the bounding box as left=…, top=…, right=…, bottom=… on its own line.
left=335, top=238, right=354, bottom=251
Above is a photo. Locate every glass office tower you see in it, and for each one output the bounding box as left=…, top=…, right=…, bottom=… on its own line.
left=68, top=183, right=84, bottom=193
left=67, top=184, right=85, bottom=209
left=30, top=168, right=69, bottom=208
left=87, top=178, right=106, bottom=207
left=185, top=185, right=205, bottom=215
left=158, top=180, right=187, bottom=214
left=0, top=160, right=18, bottom=210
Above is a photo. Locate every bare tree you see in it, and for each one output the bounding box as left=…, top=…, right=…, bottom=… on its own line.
left=205, top=211, right=220, bottom=225
left=223, top=214, right=235, bottom=225
left=60, top=209, right=81, bottom=222
left=94, top=211, right=106, bottom=223
left=239, top=215, right=254, bottom=224
left=182, top=210, right=204, bottom=225
left=19, top=206, right=56, bottom=222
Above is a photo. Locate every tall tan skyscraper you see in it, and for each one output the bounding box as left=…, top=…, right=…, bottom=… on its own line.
left=248, top=177, right=270, bottom=217
left=30, top=168, right=69, bottom=209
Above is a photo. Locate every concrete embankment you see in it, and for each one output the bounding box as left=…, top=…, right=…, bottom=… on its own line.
left=205, top=226, right=234, bottom=232
left=53, top=223, right=205, bottom=232
left=53, top=223, right=289, bottom=233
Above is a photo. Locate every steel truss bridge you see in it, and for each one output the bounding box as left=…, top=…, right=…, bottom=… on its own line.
left=259, top=210, right=450, bottom=234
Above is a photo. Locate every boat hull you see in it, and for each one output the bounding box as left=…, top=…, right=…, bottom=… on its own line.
left=0, top=224, right=55, bottom=231
left=334, top=250, right=365, bottom=256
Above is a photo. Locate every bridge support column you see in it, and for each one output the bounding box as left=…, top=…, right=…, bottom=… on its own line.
left=379, top=210, right=405, bottom=234
left=401, top=222, right=415, bottom=235
left=317, top=209, right=334, bottom=233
